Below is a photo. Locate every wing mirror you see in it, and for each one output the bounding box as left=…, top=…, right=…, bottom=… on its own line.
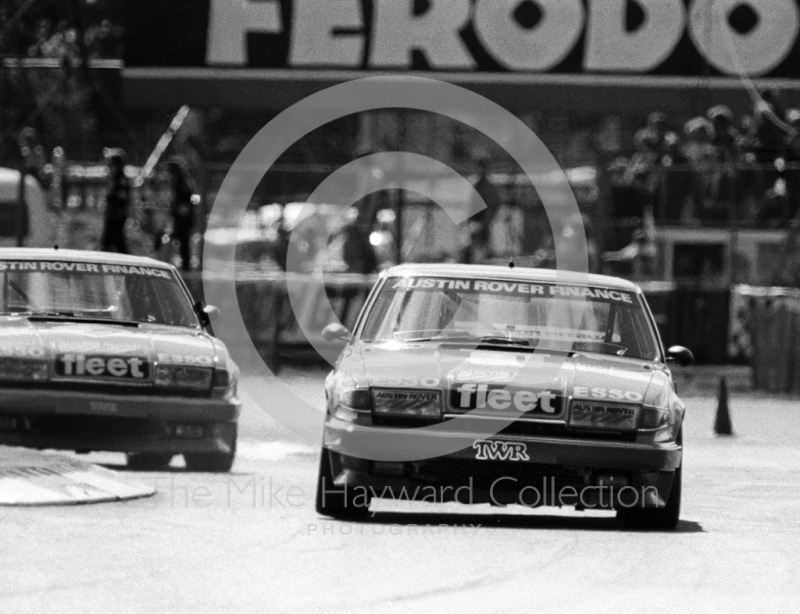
left=321, top=322, right=351, bottom=343
left=666, top=345, right=694, bottom=367
left=195, top=302, right=221, bottom=327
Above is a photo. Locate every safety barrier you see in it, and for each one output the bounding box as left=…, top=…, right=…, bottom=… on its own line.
left=731, top=285, right=800, bottom=394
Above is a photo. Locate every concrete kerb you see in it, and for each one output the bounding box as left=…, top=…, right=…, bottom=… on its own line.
left=0, top=446, right=155, bottom=506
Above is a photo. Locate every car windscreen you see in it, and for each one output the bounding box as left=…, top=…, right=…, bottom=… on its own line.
left=0, top=260, right=198, bottom=327
left=359, top=276, right=660, bottom=361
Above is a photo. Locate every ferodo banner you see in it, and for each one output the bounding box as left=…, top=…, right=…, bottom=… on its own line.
left=125, top=0, right=800, bottom=77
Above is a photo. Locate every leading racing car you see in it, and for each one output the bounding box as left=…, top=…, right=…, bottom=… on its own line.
left=316, top=264, right=693, bottom=529
left=0, top=248, right=240, bottom=471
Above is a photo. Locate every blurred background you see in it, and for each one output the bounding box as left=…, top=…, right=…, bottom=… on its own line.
left=3, top=0, right=800, bottom=389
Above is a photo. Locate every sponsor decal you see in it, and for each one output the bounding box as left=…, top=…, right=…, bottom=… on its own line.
left=374, top=390, right=438, bottom=403
left=55, top=354, right=150, bottom=379
left=451, top=369, right=515, bottom=384
left=571, top=401, right=638, bottom=431
left=88, top=401, right=118, bottom=414
left=388, top=277, right=633, bottom=304
left=0, top=261, right=171, bottom=279
left=573, top=386, right=644, bottom=403
left=370, top=375, right=441, bottom=388
left=466, top=350, right=529, bottom=365
left=157, top=353, right=214, bottom=366
left=451, top=383, right=562, bottom=415
left=170, top=0, right=800, bottom=78
left=473, top=440, right=529, bottom=462
left=372, top=388, right=442, bottom=417
left=56, top=342, right=141, bottom=354
left=0, top=346, right=45, bottom=358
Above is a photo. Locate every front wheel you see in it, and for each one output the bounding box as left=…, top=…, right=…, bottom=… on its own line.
left=315, top=449, right=370, bottom=520
left=126, top=453, right=173, bottom=471
left=620, top=464, right=682, bottom=530
left=184, top=451, right=235, bottom=472
left=184, top=428, right=237, bottom=473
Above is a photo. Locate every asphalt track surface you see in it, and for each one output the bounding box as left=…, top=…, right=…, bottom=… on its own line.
left=2, top=369, right=799, bottom=614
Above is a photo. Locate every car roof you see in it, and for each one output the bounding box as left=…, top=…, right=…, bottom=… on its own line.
left=384, top=264, right=640, bottom=292
left=0, top=247, right=174, bottom=270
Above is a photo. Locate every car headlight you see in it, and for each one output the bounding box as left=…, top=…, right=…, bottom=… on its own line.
left=0, top=358, right=48, bottom=381
left=640, top=407, right=670, bottom=429
left=211, top=367, right=237, bottom=400
left=339, top=388, right=372, bottom=410
left=372, top=388, right=442, bottom=420
left=638, top=386, right=676, bottom=442
left=639, top=405, right=677, bottom=443
left=154, top=365, right=213, bottom=391
left=329, top=379, right=373, bottom=424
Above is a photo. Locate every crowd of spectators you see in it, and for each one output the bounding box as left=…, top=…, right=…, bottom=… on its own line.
left=611, top=90, right=800, bottom=226
left=0, top=2, right=123, bottom=60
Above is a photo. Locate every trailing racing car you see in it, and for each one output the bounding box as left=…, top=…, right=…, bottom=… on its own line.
left=0, top=248, right=240, bottom=471
left=316, top=264, right=693, bottom=529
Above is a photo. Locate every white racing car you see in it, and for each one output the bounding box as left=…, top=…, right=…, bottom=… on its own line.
left=317, top=264, right=693, bottom=529
left=0, top=248, right=240, bottom=471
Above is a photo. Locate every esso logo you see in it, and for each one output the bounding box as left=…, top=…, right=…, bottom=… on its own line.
left=573, top=386, right=644, bottom=403
left=56, top=354, right=150, bottom=379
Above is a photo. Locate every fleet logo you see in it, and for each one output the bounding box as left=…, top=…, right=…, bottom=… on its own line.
left=473, top=440, right=529, bottom=462
left=55, top=354, right=149, bottom=379
left=451, top=384, right=562, bottom=414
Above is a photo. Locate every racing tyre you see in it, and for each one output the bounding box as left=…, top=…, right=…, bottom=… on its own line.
left=315, top=448, right=370, bottom=521
left=184, top=451, right=235, bottom=473
left=620, top=427, right=683, bottom=530
left=126, top=453, right=173, bottom=471
left=621, top=464, right=681, bottom=530
left=184, top=428, right=237, bottom=473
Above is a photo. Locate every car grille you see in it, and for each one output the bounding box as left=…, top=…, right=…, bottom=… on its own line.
left=496, top=421, right=637, bottom=442
left=412, top=457, right=588, bottom=490
left=22, top=414, right=169, bottom=442
left=374, top=415, right=636, bottom=442
left=4, top=381, right=209, bottom=398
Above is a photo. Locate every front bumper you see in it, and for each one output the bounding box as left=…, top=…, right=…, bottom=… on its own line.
left=0, top=386, right=239, bottom=454
left=323, top=416, right=681, bottom=509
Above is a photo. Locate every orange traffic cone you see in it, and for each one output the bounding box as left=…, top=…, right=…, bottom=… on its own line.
left=714, top=377, right=734, bottom=436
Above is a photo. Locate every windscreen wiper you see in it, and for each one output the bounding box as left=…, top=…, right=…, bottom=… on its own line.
left=402, top=333, right=531, bottom=346
left=401, top=333, right=482, bottom=344
left=26, top=312, right=140, bottom=327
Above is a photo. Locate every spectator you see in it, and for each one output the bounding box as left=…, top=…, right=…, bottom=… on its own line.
left=783, top=109, right=800, bottom=219
left=750, top=89, right=789, bottom=195
left=706, top=105, right=739, bottom=218
left=682, top=117, right=716, bottom=221
left=342, top=221, right=378, bottom=275
left=18, top=127, right=47, bottom=184
left=461, top=159, right=501, bottom=264
left=657, top=132, right=693, bottom=222
left=751, top=90, right=788, bottom=162
left=101, top=153, right=130, bottom=254
left=621, top=129, right=659, bottom=214
left=708, top=105, right=740, bottom=164
left=167, top=161, right=195, bottom=271
left=601, top=228, right=656, bottom=279
left=645, top=111, right=670, bottom=154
